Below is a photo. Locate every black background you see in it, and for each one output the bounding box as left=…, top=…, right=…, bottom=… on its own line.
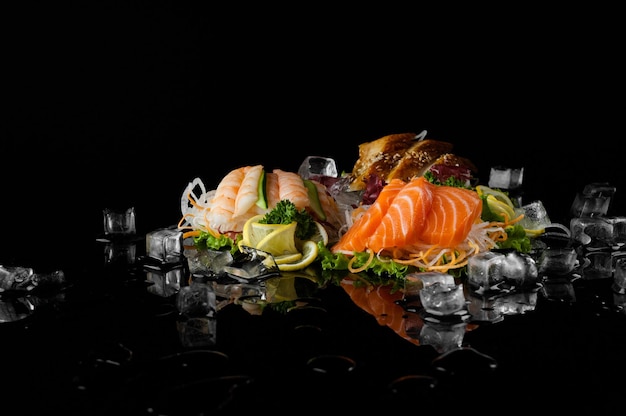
left=4, top=3, right=624, bottom=264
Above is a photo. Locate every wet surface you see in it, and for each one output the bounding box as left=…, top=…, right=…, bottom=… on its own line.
left=2, top=233, right=626, bottom=415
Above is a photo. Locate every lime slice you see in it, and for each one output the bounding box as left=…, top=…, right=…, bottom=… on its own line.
left=486, top=195, right=517, bottom=222
left=476, top=185, right=515, bottom=209
left=256, top=222, right=299, bottom=257
left=278, top=240, right=319, bottom=272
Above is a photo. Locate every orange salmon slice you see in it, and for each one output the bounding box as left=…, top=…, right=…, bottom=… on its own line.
left=331, top=179, right=406, bottom=254
left=366, top=176, right=435, bottom=253
left=420, top=185, right=483, bottom=247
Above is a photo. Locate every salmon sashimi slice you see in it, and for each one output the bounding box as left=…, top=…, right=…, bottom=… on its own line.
left=419, top=185, right=483, bottom=247
left=331, top=179, right=406, bottom=255
left=366, top=176, right=435, bottom=253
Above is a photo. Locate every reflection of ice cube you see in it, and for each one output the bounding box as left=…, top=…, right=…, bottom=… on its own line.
left=570, top=217, right=613, bottom=246
left=516, top=200, right=551, bottom=231
left=581, top=250, right=613, bottom=280
left=570, top=192, right=611, bottom=218
left=297, top=156, right=338, bottom=179
left=488, top=166, right=524, bottom=190
left=492, top=291, right=537, bottom=315
left=146, top=266, right=184, bottom=297
left=419, top=282, right=466, bottom=316
left=146, top=228, right=183, bottom=263
left=537, top=247, right=578, bottom=276
left=613, top=257, right=626, bottom=294
left=467, top=251, right=505, bottom=290
left=104, top=242, right=137, bottom=266
left=177, top=281, right=217, bottom=318
left=540, top=277, right=576, bottom=302
left=419, top=321, right=467, bottom=353
left=103, top=207, right=136, bottom=235
left=466, top=294, right=504, bottom=323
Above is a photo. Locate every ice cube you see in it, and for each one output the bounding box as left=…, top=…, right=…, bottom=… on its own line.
left=103, top=207, right=136, bottom=236
left=185, top=248, right=234, bottom=275
left=419, top=282, right=466, bottom=316
left=488, top=166, right=524, bottom=190
left=467, top=251, right=505, bottom=291
left=297, top=156, right=338, bottom=179
left=604, top=216, right=626, bottom=246
left=570, top=192, right=611, bottom=218
left=569, top=216, right=613, bottom=246
left=501, top=251, right=538, bottom=287
left=146, top=227, right=184, bottom=263
left=582, top=182, right=616, bottom=198
left=516, top=200, right=551, bottom=231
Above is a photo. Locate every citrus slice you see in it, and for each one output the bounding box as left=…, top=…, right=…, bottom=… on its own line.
left=255, top=221, right=299, bottom=257
left=309, top=221, right=329, bottom=246
left=476, top=185, right=515, bottom=209
left=278, top=240, right=319, bottom=271
left=242, top=214, right=279, bottom=246
left=485, top=195, right=517, bottom=222
left=274, top=252, right=303, bottom=264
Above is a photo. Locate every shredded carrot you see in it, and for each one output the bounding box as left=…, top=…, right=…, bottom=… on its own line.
left=182, top=230, right=202, bottom=240
left=348, top=249, right=375, bottom=273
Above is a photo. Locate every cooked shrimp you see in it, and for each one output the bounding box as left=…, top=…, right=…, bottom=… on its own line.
left=274, top=169, right=310, bottom=209
left=234, top=165, right=264, bottom=217
left=209, top=166, right=246, bottom=232
left=265, top=171, right=281, bottom=209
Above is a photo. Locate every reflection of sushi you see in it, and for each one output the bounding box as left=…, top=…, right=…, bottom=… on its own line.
left=340, top=279, right=420, bottom=346
left=332, top=176, right=502, bottom=274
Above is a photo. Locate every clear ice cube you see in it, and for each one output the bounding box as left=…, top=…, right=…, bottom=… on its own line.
left=185, top=248, right=234, bottom=275
left=501, top=251, right=538, bottom=287
left=569, top=217, right=613, bottom=246
left=570, top=192, right=611, bottom=218
left=419, top=282, right=466, bottom=316
left=103, top=207, right=136, bottom=235
left=297, top=156, right=338, bottom=179
left=582, top=182, right=616, bottom=198
left=146, top=227, right=184, bottom=263
left=516, top=200, right=551, bottom=231
left=467, top=251, right=505, bottom=291
left=488, top=166, right=524, bottom=190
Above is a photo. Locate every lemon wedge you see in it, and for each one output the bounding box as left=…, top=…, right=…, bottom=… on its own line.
left=277, top=240, right=319, bottom=271
left=255, top=222, right=299, bottom=257
left=241, top=214, right=275, bottom=245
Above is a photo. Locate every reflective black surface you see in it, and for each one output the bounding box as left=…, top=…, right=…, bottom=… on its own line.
left=5, top=3, right=626, bottom=414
